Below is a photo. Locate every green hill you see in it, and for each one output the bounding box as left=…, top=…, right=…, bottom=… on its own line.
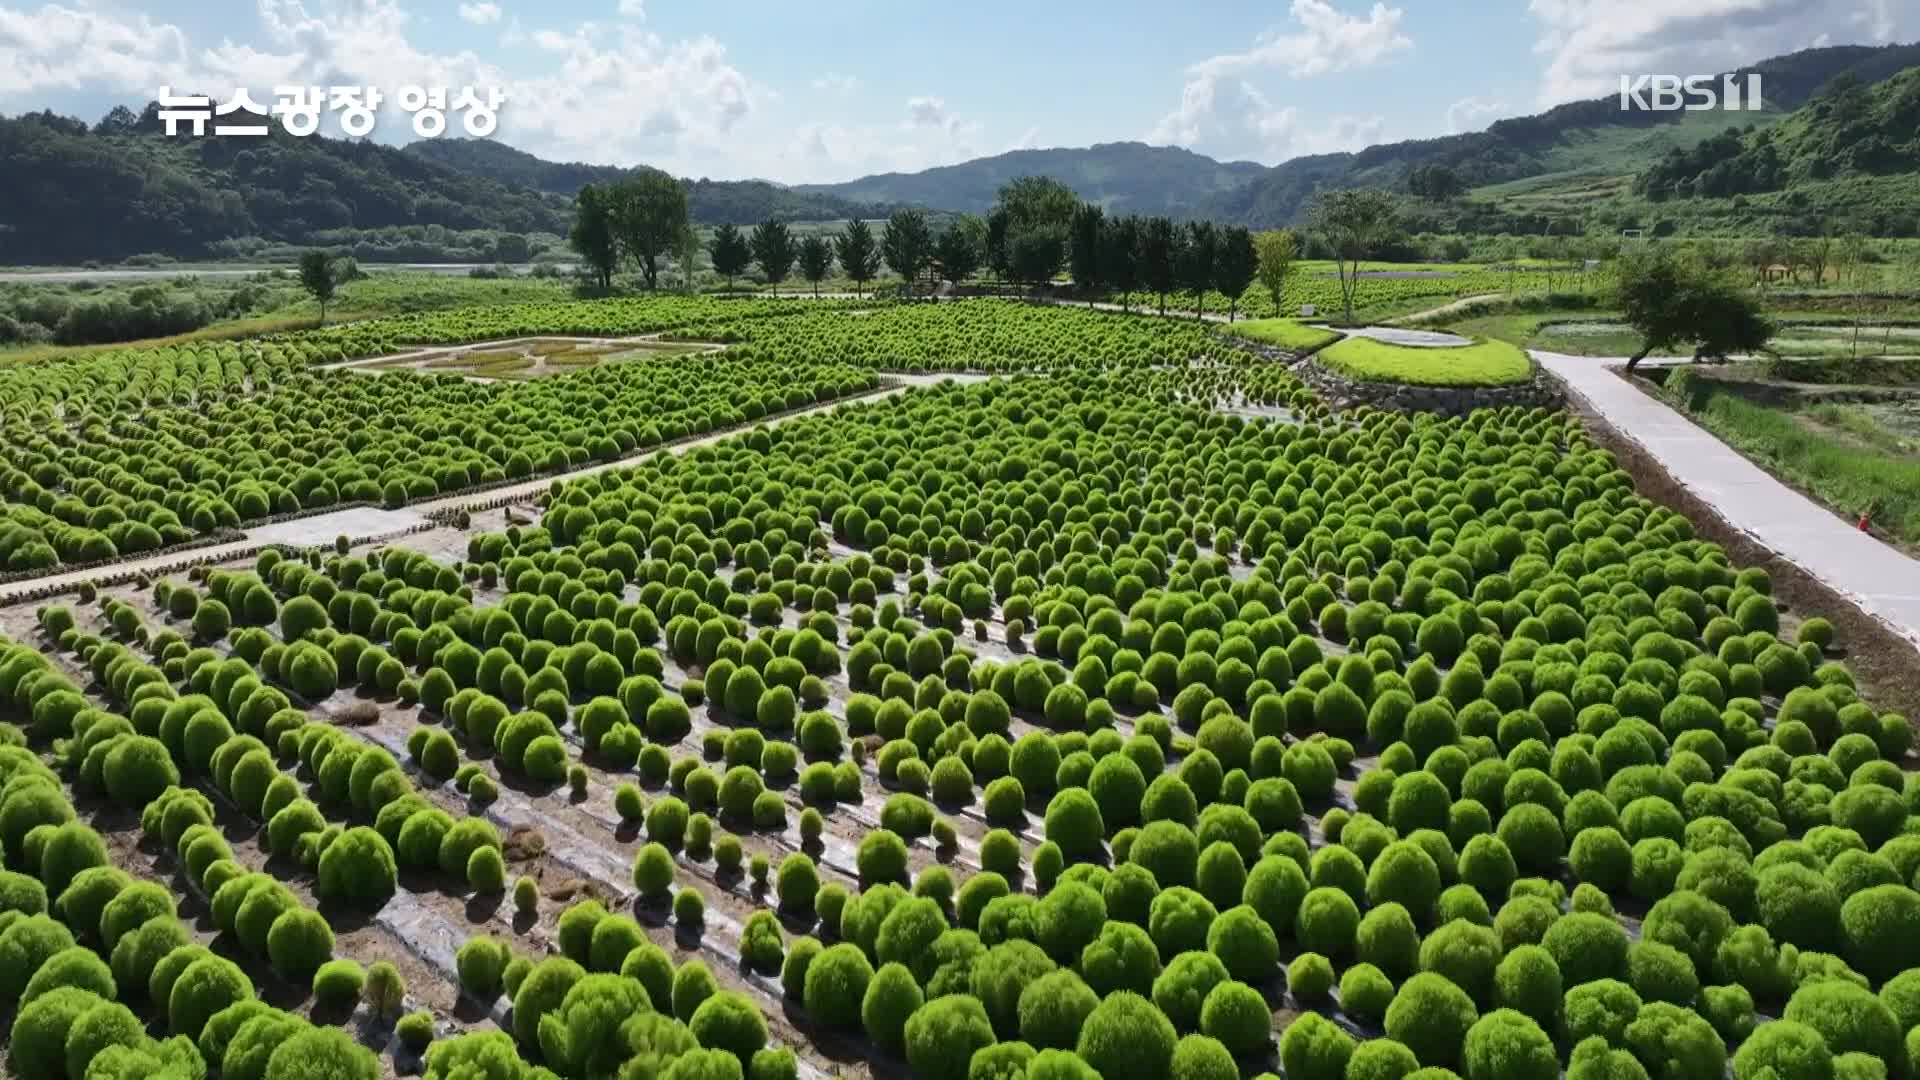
left=401, top=138, right=905, bottom=225
left=1204, top=42, right=1920, bottom=232
left=1462, top=65, right=1920, bottom=238
left=795, top=141, right=1268, bottom=218
left=0, top=106, right=574, bottom=263
left=1633, top=69, right=1920, bottom=199
left=0, top=111, right=900, bottom=264
left=5, top=38, right=1915, bottom=264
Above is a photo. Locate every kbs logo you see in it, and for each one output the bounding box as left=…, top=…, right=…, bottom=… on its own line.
left=1618, top=74, right=1764, bottom=112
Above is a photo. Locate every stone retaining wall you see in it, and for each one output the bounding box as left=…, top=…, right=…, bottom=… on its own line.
left=1293, top=355, right=1563, bottom=415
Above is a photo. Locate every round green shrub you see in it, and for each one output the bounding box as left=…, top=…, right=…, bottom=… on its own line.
left=1288, top=951, right=1334, bottom=1001
left=1386, top=971, right=1479, bottom=1068
left=1732, top=1019, right=1834, bottom=1080
left=1018, top=969, right=1099, bottom=1051
left=1420, top=919, right=1503, bottom=1005
left=802, top=943, right=872, bottom=1030
left=1542, top=912, right=1629, bottom=986
left=1783, top=976, right=1902, bottom=1065
left=1077, top=991, right=1177, bottom=1080
left=1279, top=1011, right=1355, bottom=1080
left=904, top=994, right=995, bottom=1080
left=1461, top=1009, right=1557, bottom=1080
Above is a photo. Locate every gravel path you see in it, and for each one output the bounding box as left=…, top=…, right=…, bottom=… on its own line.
left=1534, top=350, right=1920, bottom=654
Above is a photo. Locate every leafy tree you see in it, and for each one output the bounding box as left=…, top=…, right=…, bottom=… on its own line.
left=797, top=234, right=834, bottom=298
left=1068, top=203, right=1105, bottom=296
left=882, top=210, right=933, bottom=299
left=1797, top=234, right=1833, bottom=285
left=610, top=172, right=690, bottom=291
left=676, top=222, right=700, bottom=294
left=1140, top=217, right=1178, bottom=316
left=1614, top=248, right=1775, bottom=372
left=93, top=105, right=138, bottom=135
left=985, top=209, right=1011, bottom=289
left=750, top=219, right=796, bottom=295
left=934, top=217, right=984, bottom=288
left=833, top=220, right=883, bottom=299
left=297, top=251, right=346, bottom=325
left=1009, top=227, right=1066, bottom=293
left=1308, top=189, right=1401, bottom=324
left=1179, top=220, right=1216, bottom=319
left=1213, top=225, right=1257, bottom=322
left=1103, top=215, right=1141, bottom=312
left=566, top=184, right=619, bottom=288
left=995, top=176, right=1079, bottom=236
left=1254, top=229, right=1298, bottom=317
left=707, top=224, right=752, bottom=295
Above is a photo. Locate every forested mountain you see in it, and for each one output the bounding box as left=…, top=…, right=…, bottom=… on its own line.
left=0, top=105, right=572, bottom=262
left=1202, top=42, right=1920, bottom=230
left=4, top=39, right=1916, bottom=263
left=795, top=142, right=1268, bottom=218
left=403, top=138, right=905, bottom=224
left=1636, top=68, right=1920, bottom=198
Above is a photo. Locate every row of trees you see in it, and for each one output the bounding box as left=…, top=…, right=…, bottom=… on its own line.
left=565, top=169, right=1419, bottom=324
left=565, top=170, right=1312, bottom=316
left=704, top=216, right=946, bottom=300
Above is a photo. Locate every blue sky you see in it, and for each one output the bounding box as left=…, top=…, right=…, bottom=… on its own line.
left=0, top=0, right=1910, bottom=183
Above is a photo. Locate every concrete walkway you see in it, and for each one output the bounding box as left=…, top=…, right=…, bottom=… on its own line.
left=1534, top=351, right=1920, bottom=652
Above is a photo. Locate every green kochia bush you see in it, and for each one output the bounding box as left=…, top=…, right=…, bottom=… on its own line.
left=904, top=994, right=995, bottom=1080
left=803, top=944, right=872, bottom=1031
left=1783, top=980, right=1902, bottom=1066
left=1386, top=972, right=1478, bottom=1068
left=1279, top=1011, right=1354, bottom=1080
left=1078, top=991, right=1177, bottom=1080
left=1462, top=1009, right=1557, bottom=1080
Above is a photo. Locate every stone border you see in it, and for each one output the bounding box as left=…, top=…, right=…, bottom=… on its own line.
left=1291, top=353, right=1563, bottom=415
left=0, top=529, right=246, bottom=589
left=0, top=522, right=438, bottom=608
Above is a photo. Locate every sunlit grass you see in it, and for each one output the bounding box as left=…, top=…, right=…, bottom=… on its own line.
left=1317, top=337, right=1533, bottom=386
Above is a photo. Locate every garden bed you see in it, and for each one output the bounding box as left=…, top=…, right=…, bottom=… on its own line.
left=1316, top=336, right=1533, bottom=387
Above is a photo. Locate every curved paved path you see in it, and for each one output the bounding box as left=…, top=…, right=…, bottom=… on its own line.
left=1534, top=350, right=1920, bottom=653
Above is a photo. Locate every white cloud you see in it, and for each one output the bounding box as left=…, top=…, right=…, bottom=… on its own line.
left=616, top=0, right=644, bottom=16
left=1527, top=0, right=1915, bottom=105
left=906, top=95, right=948, bottom=129
left=1149, top=72, right=1384, bottom=163
left=1151, top=0, right=1409, bottom=163
left=1445, top=96, right=1507, bottom=134
left=0, top=0, right=767, bottom=173
left=0, top=4, right=193, bottom=94
left=811, top=72, right=858, bottom=94
left=457, top=1, right=501, bottom=25
left=1189, top=0, right=1411, bottom=82
left=781, top=98, right=986, bottom=182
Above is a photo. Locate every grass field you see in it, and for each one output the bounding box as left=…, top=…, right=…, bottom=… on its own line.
left=1663, top=369, right=1920, bottom=547
left=1318, top=335, right=1533, bottom=386
left=1442, top=311, right=1638, bottom=356
left=1224, top=318, right=1343, bottom=352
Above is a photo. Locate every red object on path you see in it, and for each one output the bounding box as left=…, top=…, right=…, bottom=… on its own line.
left=1858, top=512, right=1872, bottom=532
